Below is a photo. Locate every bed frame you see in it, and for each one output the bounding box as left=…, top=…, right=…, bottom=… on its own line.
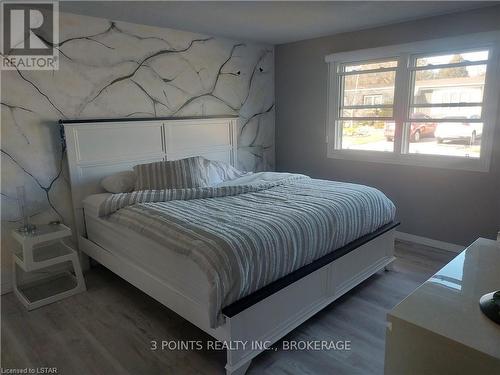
left=62, top=116, right=397, bottom=375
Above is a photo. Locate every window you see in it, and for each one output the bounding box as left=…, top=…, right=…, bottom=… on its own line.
left=363, top=95, right=384, bottom=106
left=326, top=32, right=500, bottom=171
left=338, top=59, right=397, bottom=152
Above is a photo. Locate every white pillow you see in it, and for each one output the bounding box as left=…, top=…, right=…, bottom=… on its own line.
left=202, top=158, right=246, bottom=186
left=101, top=171, right=136, bottom=193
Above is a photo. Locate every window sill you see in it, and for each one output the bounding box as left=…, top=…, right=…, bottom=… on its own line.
left=326, top=148, right=490, bottom=172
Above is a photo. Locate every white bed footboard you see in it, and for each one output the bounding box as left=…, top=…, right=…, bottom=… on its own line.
left=223, top=228, right=395, bottom=374
left=78, top=226, right=395, bottom=375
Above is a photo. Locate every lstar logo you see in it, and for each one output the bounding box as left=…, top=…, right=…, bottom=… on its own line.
left=1, top=1, right=59, bottom=70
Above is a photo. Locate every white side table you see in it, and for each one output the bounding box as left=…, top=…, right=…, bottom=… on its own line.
left=11, top=223, right=86, bottom=310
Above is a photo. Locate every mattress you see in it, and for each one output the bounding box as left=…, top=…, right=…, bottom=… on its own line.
left=84, top=194, right=211, bottom=308
left=87, top=173, right=396, bottom=328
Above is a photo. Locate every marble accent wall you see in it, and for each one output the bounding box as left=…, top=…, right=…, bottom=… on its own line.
left=0, top=13, right=274, bottom=291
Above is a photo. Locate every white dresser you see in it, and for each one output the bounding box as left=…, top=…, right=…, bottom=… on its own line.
left=385, top=238, right=500, bottom=374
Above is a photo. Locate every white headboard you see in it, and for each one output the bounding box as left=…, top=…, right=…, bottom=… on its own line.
left=63, top=116, right=238, bottom=240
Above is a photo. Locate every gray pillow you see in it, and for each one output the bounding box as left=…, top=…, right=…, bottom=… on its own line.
left=101, top=171, right=136, bottom=193
left=133, top=156, right=210, bottom=190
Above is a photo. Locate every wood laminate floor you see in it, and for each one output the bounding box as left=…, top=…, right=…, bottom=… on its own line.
left=1, top=240, right=456, bottom=375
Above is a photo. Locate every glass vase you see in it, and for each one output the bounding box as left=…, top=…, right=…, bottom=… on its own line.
left=16, top=186, right=36, bottom=233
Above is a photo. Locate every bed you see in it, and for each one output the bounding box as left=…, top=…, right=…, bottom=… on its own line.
left=62, top=116, right=398, bottom=375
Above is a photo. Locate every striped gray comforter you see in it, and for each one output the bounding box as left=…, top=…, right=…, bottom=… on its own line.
left=98, top=173, right=395, bottom=327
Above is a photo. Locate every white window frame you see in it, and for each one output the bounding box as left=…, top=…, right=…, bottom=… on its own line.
left=325, top=32, right=500, bottom=172
left=363, top=94, right=384, bottom=106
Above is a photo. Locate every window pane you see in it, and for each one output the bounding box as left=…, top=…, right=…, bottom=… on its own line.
left=343, top=71, right=396, bottom=106
left=341, top=120, right=394, bottom=152
left=413, top=65, right=486, bottom=105
left=363, top=95, right=383, bottom=105
left=410, top=106, right=482, bottom=120
left=341, top=107, right=393, bottom=118
left=416, top=50, right=489, bottom=67
left=344, top=60, right=397, bottom=72
left=409, top=122, right=482, bottom=158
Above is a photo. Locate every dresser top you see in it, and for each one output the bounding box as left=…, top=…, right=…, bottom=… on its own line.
left=389, top=238, right=500, bottom=359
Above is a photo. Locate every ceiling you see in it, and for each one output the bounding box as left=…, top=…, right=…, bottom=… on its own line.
left=61, top=1, right=499, bottom=45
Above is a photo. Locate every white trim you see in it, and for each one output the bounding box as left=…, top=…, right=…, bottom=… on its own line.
left=395, top=231, right=464, bottom=253
left=325, top=32, right=500, bottom=63
left=343, top=104, right=394, bottom=109
left=410, top=60, right=488, bottom=71
left=325, top=31, right=500, bottom=172
left=410, top=102, right=483, bottom=108
left=339, top=66, right=398, bottom=75
left=327, top=149, right=489, bottom=172
left=1, top=281, right=12, bottom=295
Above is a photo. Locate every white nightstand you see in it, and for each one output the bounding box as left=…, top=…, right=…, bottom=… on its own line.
left=11, top=223, right=86, bottom=310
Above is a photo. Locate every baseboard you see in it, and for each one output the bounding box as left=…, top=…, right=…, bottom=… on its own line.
left=395, top=231, right=464, bottom=253
left=1, top=280, right=12, bottom=295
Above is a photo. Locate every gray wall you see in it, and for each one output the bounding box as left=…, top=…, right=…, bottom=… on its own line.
left=275, top=6, right=500, bottom=245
